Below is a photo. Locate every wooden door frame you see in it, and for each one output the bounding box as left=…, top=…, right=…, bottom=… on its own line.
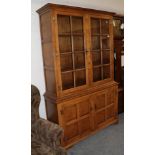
left=87, top=14, right=114, bottom=87
left=54, top=10, right=90, bottom=97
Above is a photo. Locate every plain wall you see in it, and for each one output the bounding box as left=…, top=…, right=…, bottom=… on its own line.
left=31, top=0, right=124, bottom=118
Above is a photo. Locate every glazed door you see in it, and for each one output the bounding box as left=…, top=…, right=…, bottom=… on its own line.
left=89, top=16, right=113, bottom=84
left=56, top=14, right=88, bottom=93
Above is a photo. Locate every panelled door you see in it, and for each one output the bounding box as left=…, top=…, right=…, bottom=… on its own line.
left=59, top=96, right=93, bottom=146
left=90, top=87, right=116, bottom=129
left=89, top=15, right=114, bottom=84
left=90, top=90, right=107, bottom=128
left=56, top=13, right=89, bottom=94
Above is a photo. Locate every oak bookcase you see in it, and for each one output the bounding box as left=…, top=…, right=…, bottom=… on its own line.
left=37, top=3, right=118, bottom=148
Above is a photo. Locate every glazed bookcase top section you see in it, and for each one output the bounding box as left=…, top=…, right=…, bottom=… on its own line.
left=36, top=3, right=115, bottom=16
left=37, top=3, right=116, bottom=96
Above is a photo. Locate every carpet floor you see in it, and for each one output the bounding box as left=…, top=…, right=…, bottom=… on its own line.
left=68, top=114, right=124, bottom=155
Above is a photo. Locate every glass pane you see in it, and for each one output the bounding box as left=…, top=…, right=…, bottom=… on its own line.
left=57, top=15, right=71, bottom=34
left=93, top=67, right=102, bottom=82
left=59, top=36, right=72, bottom=52
left=74, top=53, right=85, bottom=69
left=102, top=38, right=110, bottom=49
left=101, top=19, right=109, bottom=34
left=91, top=18, right=100, bottom=34
left=76, top=70, right=86, bottom=86
left=73, top=36, right=84, bottom=51
left=102, top=50, right=110, bottom=64
left=113, top=19, right=123, bottom=38
left=60, top=54, right=73, bottom=71
left=72, top=16, right=83, bottom=34
left=92, top=36, right=100, bottom=50
left=102, top=65, right=110, bottom=79
left=92, top=51, right=101, bottom=66
left=62, top=72, right=74, bottom=90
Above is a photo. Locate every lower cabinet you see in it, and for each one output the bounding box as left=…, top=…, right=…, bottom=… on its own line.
left=57, top=85, right=118, bottom=148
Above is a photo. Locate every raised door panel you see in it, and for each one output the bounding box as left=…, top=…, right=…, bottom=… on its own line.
left=63, top=104, right=77, bottom=122
left=79, top=100, right=90, bottom=117
left=64, top=122, right=79, bottom=142
left=79, top=117, right=91, bottom=136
